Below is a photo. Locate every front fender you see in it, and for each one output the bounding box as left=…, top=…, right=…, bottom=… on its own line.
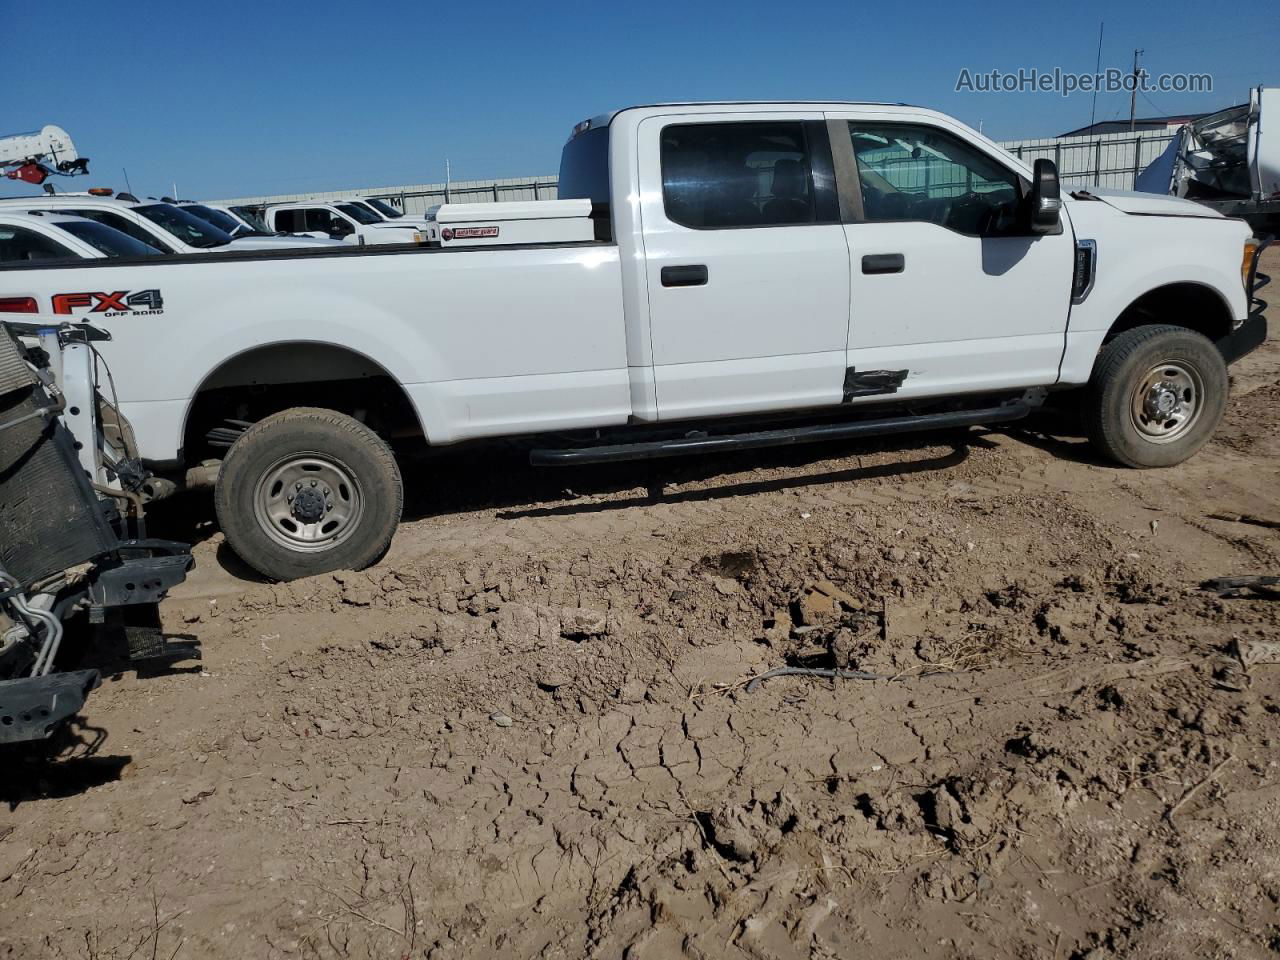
left=1058, top=200, right=1251, bottom=383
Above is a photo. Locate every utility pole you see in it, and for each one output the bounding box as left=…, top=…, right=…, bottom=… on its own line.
left=1088, top=21, right=1104, bottom=133
left=1128, top=48, right=1144, bottom=132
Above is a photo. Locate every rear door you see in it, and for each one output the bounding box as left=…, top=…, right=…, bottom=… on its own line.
left=0, top=223, right=87, bottom=315
left=638, top=113, right=851, bottom=421
left=824, top=112, right=1074, bottom=398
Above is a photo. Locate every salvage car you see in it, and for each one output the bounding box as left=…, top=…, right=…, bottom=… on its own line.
left=0, top=101, right=1268, bottom=581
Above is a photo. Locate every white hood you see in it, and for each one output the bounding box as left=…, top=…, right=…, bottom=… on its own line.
left=1084, top=188, right=1225, bottom=219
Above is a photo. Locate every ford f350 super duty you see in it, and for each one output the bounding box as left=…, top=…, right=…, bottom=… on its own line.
left=0, top=102, right=1269, bottom=581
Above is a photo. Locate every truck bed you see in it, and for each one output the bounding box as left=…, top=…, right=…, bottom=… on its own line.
left=2, top=239, right=630, bottom=458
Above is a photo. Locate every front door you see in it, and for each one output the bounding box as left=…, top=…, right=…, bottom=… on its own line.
left=826, top=113, right=1074, bottom=400
left=638, top=113, right=851, bottom=421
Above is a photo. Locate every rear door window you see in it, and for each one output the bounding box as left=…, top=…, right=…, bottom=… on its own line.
left=273, top=209, right=304, bottom=232
left=55, top=220, right=163, bottom=257
left=0, top=225, right=77, bottom=262
left=660, top=121, right=827, bottom=228
left=61, top=209, right=172, bottom=252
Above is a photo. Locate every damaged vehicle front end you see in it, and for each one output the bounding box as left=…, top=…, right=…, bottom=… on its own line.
left=1137, top=85, right=1280, bottom=235
left=0, top=319, right=193, bottom=745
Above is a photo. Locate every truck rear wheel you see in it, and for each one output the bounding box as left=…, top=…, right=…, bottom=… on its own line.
left=1085, top=324, right=1228, bottom=468
left=214, top=408, right=403, bottom=581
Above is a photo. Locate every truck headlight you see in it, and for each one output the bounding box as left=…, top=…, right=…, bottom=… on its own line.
left=1243, top=239, right=1259, bottom=291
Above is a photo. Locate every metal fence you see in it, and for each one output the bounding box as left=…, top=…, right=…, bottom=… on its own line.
left=218, top=129, right=1178, bottom=211
left=219, top=175, right=559, bottom=216
left=1000, top=129, right=1175, bottom=190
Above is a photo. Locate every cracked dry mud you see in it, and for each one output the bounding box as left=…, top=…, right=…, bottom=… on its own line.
left=4, top=250, right=1280, bottom=960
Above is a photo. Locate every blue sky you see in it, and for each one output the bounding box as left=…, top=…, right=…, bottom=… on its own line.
left=4, top=0, right=1277, bottom=200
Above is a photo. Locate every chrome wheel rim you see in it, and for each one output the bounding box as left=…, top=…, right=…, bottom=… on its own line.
left=1129, top=360, right=1204, bottom=444
left=253, top=454, right=363, bottom=552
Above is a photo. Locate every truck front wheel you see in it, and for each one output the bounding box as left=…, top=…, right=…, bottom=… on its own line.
left=214, top=408, right=403, bottom=581
left=1085, top=324, right=1228, bottom=468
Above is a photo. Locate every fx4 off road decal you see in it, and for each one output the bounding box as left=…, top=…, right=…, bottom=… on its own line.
left=52, top=289, right=164, bottom=317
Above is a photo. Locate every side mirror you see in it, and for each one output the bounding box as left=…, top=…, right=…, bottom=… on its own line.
left=1027, top=158, right=1061, bottom=234
left=328, top=219, right=354, bottom=238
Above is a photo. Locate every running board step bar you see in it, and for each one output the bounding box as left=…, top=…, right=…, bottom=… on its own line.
left=529, top=403, right=1031, bottom=466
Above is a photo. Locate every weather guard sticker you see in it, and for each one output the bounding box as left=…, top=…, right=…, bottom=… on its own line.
left=441, top=226, right=499, bottom=241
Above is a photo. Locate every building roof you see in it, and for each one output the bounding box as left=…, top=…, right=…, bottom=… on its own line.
left=1058, top=115, right=1204, bottom=137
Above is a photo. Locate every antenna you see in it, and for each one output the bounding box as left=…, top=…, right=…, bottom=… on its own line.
left=122, top=167, right=134, bottom=195
left=1128, top=48, right=1144, bottom=132
left=445, top=158, right=452, bottom=204
left=1088, top=21, right=1104, bottom=133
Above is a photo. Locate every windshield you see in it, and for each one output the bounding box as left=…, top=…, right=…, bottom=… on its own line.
left=337, top=202, right=381, bottom=225
left=183, top=204, right=252, bottom=235
left=134, top=203, right=233, bottom=248
left=229, top=205, right=272, bottom=232
left=364, top=198, right=403, bottom=218
left=56, top=220, right=163, bottom=258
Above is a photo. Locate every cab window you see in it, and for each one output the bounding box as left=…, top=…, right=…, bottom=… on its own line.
left=847, top=122, right=1022, bottom=236
left=336, top=203, right=380, bottom=225
left=303, top=208, right=338, bottom=232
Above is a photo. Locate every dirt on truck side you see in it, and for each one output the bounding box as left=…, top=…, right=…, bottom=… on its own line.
left=3, top=248, right=1280, bottom=960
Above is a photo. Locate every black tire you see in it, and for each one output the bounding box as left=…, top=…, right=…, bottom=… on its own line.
left=1085, top=324, right=1228, bottom=468
left=214, top=408, right=403, bottom=581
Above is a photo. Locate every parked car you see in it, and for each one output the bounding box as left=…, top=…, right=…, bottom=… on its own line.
left=175, top=200, right=343, bottom=247
left=263, top=201, right=426, bottom=245
left=0, top=210, right=164, bottom=265
left=0, top=194, right=336, bottom=253
left=1, top=100, right=1265, bottom=582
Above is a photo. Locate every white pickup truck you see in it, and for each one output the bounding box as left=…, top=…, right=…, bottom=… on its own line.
left=263, top=200, right=427, bottom=245
left=0, top=101, right=1267, bottom=581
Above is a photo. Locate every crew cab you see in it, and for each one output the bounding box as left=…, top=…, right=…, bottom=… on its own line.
left=0, top=194, right=337, bottom=254
left=0, top=210, right=163, bottom=264
left=263, top=200, right=426, bottom=245
left=0, top=101, right=1266, bottom=582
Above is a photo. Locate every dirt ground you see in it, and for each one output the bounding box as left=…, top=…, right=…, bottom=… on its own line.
left=4, top=250, right=1280, bottom=960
